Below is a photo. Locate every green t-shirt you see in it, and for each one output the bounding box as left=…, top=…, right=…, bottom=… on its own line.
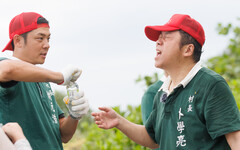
left=0, top=58, right=64, bottom=150
left=145, top=67, right=240, bottom=150
left=141, top=80, right=163, bottom=150
left=141, top=80, right=163, bottom=124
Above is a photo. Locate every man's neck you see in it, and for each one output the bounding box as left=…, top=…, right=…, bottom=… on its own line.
left=167, top=62, right=196, bottom=90
left=13, top=53, right=28, bottom=63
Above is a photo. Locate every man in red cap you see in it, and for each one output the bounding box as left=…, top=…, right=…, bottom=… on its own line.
left=92, top=14, right=240, bottom=149
left=0, top=12, right=89, bottom=150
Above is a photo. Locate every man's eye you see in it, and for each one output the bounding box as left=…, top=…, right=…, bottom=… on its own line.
left=37, top=37, right=43, bottom=40
left=163, top=36, right=170, bottom=40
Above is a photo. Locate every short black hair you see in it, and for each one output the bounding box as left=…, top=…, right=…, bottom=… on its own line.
left=179, top=30, right=202, bottom=63
left=11, top=17, right=49, bottom=50
left=37, top=17, right=49, bottom=24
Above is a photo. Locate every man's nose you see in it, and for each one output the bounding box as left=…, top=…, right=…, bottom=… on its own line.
left=156, top=39, right=163, bottom=46
left=43, top=40, right=50, bottom=49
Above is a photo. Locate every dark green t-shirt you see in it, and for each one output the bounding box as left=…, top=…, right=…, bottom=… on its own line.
left=141, top=80, right=163, bottom=150
left=141, top=80, right=163, bottom=124
left=0, top=57, right=64, bottom=150
left=145, top=67, right=240, bottom=150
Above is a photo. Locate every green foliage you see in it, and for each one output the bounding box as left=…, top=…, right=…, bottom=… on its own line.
left=81, top=105, right=150, bottom=150
left=54, top=89, right=149, bottom=149
left=136, top=72, right=162, bottom=89
left=207, top=19, right=240, bottom=109
left=208, top=20, right=240, bottom=81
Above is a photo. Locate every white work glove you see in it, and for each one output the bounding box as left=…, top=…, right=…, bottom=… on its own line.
left=63, top=90, right=89, bottom=120
left=59, top=65, right=82, bottom=86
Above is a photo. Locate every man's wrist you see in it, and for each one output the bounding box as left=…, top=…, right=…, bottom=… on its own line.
left=57, top=80, right=64, bottom=85
left=116, top=114, right=122, bottom=129
left=56, top=72, right=64, bottom=85
left=69, top=113, right=82, bottom=120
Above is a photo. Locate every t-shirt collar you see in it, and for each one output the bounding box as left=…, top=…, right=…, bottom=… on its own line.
left=159, top=62, right=202, bottom=94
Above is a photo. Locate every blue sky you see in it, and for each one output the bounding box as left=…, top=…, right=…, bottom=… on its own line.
left=0, top=0, right=239, bottom=110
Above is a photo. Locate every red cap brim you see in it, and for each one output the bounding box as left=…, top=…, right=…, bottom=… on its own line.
left=145, top=25, right=180, bottom=41
left=2, top=39, right=13, bottom=52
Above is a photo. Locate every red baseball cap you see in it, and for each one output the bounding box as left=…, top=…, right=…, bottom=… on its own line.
left=145, top=14, right=205, bottom=46
left=2, top=12, right=49, bottom=52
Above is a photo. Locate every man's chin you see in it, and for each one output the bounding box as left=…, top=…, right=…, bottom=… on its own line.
left=35, top=60, right=45, bottom=65
left=154, top=63, right=162, bottom=69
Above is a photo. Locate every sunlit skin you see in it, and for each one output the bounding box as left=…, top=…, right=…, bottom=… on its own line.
left=92, top=107, right=119, bottom=129
left=154, top=31, right=183, bottom=70
left=13, top=27, right=51, bottom=65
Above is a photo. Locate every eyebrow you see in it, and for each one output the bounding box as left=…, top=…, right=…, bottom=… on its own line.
left=163, top=31, right=172, bottom=35
left=37, top=33, right=51, bottom=37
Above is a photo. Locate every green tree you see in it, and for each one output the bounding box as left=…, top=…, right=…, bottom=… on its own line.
left=81, top=105, right=149, bottom=150
left=207, top=19, right=240, bottom=108
left=54, top=90, right=148, bottom=150
left=136, top=72, right=159, bottom=88
left=136, top=72, right=165, bottom=91
left=207, top=21, right=240, bottom=81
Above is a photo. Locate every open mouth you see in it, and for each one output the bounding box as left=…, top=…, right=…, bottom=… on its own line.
left=156, top=50, right=162, bottom=56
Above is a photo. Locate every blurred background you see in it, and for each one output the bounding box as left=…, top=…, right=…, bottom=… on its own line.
left=0, top=0, right=240, bottom=149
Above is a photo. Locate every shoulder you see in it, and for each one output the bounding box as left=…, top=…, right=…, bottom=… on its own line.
left=193, top=67, right=232, bottom=96
left=142, top=80, right=163, bottom=104
left=146, top=80, right=163, bottom=94
left=196, top=67, right=226, bottom=84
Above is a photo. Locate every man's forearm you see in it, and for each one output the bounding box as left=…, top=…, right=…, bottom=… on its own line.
left=116, top=115, right=159, bottom=149
left=226, top=130, right=240, bottom=150
left=59, top=116, right=79, bottom=143
left=0, top=59, right=63, bottom=84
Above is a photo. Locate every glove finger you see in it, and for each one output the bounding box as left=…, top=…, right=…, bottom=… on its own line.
left=71, top=97, right=86, bottom=106
left=71, top=100, right=83, bottom=106
left=71, top=70, right=82, bottom=81
left=71, top=102, right=89, bottom=112
left=61, top=65, right=82, bottom=85
left=72, top=91, right=84, bottom=99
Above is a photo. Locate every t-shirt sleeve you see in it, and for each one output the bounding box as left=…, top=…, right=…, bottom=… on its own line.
left=141, top=81, right=163, bottom=124
left=145, top=109, right=157, bottom=144
left=56, top=104, right=65, bottom=119
left=141, top=90, right=157, bottom=124
left=144, top=91, right=161, bottom=144
left=204, top=81, right=240, bottom=139
left=0, top=57, right=18, bottom=88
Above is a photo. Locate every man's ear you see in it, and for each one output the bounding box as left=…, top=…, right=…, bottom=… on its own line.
left=12, top=35, right=24, bottom=48
left=182, top=44, right=194, bottom=57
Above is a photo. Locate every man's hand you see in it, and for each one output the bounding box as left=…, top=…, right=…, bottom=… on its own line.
left=91, top=107, right=119, bottom=129
left=63, top=91, right=89, bottom=120
left=60, top=65, right=82, bottom=85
